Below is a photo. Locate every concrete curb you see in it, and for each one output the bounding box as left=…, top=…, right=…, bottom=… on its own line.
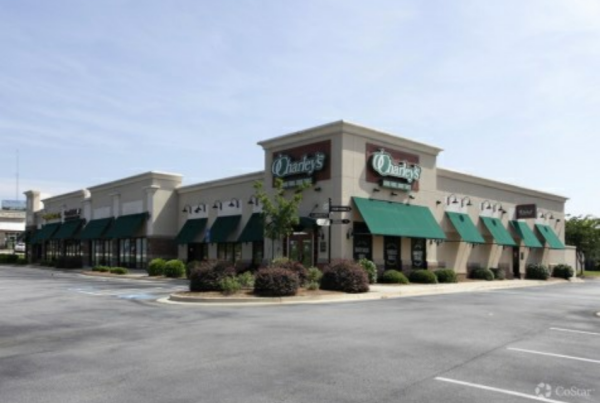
left=164, top=279, right=570, bottom=306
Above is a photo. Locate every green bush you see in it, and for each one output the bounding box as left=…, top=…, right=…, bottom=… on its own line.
left=219, top=276, right=242, bottom=295
left=470, top=267, right=494, bottom=281
left=381, top=270, right=409, bottom=284
left=186, top=260, right=202, bottom=279
left=110, top=267, right=128, bottom=275
left=147, top=258, right=167, bottom=276
left=409, top=269, right=438, bottom=284
left=16, top=257, right=27, bottom=265
left=305, top=267, right=323, bottom=290
left=164, top=259, right=186, bottom=278
left=254, top=268, right=300, bottom=297
left=270, top=258, right=308, bottom=285
left=237, top=271, right=255, bottom=288
left=526, top=264, right=550, bottom=280
left=321, top=260, right=369, bottom=293
left=358, top=258, right=378, bottom=284
left=0, top=254, right=20, bottom=264
left=490, top=268, right=506, bottom=280
left=552, top=264, right=574, bottom=280
left=189, top=260, right=236, bottom=292
left=434, top=269, right=457, bottom=283
left=92, top=266, right=110, bottom=272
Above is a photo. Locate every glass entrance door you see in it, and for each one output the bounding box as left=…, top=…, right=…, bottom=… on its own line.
left=289, top=234, right=313, bottom=267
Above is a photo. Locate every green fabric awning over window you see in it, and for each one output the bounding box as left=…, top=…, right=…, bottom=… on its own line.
left=31, top=223, right=62, bottom=244
left=176, top=218, right=208, bottom=244
left=481, top=217, right=517, bottom=246
left=207, top=215, right=241, bottom=243
left=52, top=219, right=85, bottom=240
left=298, top=217, right=316, bottom=230
left=105, top=213, right=149, bottom=239
left=535, top=224, right=565, bottom=249
left=511, top=220, right=543, bottom=248
left=237, top=213, right=264, bottom=243
left=352, top=197, right=446, bottom=239
left=79, top=218, right=114, bottom=240
left=446, top=212, right=485, bottom=244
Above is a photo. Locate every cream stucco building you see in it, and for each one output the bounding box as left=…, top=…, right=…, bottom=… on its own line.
left=24, top=121, right=576, bottom=278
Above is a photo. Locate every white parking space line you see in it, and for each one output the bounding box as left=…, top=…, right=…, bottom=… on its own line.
left=435, top=377, right=568, bottom=403
left=508, top=348, right=600, bottom=364
left=550, top=328, right=600, bottom=337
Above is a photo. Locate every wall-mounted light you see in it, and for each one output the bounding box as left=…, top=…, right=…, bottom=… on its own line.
left=213, top=201, right=223, bottom=210
left=229, top=198, right=240, bottom=208
left=373, top=187, right=381, bottom=192
left=405, top=194, right=416, bottom=205
left=391, top=192, right=398, bottom=196
left=481, top=200, right=492, bottom=211
left=556, top=219, right=561, bottom=223
left=446, top=194, right=459, bottom=205
left=436, top=200, right=442, bottom=206
left=195, top=203, right=206, bottom=213
left=182, top=204, right=192, bottom=213
left=314, top=186, right=322, bottom=192
left=461, top=196, right=473, bottom=207
left=248, top=196, right=260, bottom=206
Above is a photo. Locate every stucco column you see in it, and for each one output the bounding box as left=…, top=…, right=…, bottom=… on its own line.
left=110, top=193, right=121, bottom=218
left=144, top=185, right=160, bottom=237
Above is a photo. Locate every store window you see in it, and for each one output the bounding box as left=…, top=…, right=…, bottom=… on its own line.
left=252, top=241, right=264, bottom=267
left=91, top=240, right=113, bottom=267
left=217, top=243, right=241, bottom=263
left=187, top=243, right=207, bottom=262
left=118, top=238, right=147, bottom=269
left=352, top=222, right=372, bottom=261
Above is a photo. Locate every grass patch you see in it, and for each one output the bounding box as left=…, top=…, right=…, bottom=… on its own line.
left=584, top=270, right=600, bottom=277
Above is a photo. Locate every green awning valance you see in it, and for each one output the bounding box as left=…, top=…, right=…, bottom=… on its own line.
left=535, top=224, right=565, bottom=249
left=481, top=217, right=517, bottom=246
left=237, top=213, right=264, bottom=243
left=207, top=215, right=241, bottom=243
left=352, top=197, right=446, bottom=239
left=105, top=213, right=149, bottom=239
left=176, top=218, right=208, bottom=244
left=31, top=223, right=62, bottom=244
left=446, top=212, right=485, bottom=244
left=80, top=218, right=114, bottom=240
left=52, top=219, right=85, bottom=240
left=511, top=220, right=543, bottom=248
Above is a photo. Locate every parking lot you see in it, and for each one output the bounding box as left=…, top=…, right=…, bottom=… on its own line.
left=0, top=265, right=598, bottom=403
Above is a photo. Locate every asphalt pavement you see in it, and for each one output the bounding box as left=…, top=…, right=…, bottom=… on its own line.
left=1, top=265, right=598, bottom=403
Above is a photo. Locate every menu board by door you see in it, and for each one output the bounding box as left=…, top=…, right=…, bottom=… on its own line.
left=384, top=236, right=401, bottom=270
left=411, top=238, right=427, bottom=269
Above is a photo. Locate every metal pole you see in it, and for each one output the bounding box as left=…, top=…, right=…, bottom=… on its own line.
left=328, top=197, right=332, bottom=264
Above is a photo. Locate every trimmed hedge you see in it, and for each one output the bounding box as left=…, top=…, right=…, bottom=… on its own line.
left=270, top=258, right=308, bottom=285
left=0, top=254, right=20, bottom=264
left=434, top=269, right=457, bottom=283
left=359, top=258, right=378, bottom=284
left=321, top=260, right=369, bottom=293
left=148, top=258, right=166, bottom=276
left=254, top=268, right=299, bottom=297
left=552, top=264, right=574, bottom=280
left=381, top=270, right=409, bottom=284
left=409, top=269, right=438, bottom=284
left=110, top=267, right=128, bottom=275
left=164, top=259, right=186, bottom=278
left=92, top=266, right=110, bottom=272
left=490, top=268, right=506, bottom=280
left=189, top=260, right=236, bottom=292
left=186, top=260, right=202, bottom=279
left=470, top=268, right=494, bottom=281
left=526, top=264, right=550, bottom=280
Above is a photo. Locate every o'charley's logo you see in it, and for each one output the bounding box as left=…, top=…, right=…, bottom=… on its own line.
left=371, top=149, right=422, bottom=183
left=272, top=153, right=326, bottom=178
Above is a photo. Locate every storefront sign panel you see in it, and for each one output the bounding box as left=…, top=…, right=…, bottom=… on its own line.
left=516, top=204, right=537, bottom=219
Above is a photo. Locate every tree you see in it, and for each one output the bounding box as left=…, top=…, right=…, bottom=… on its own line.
left=565, top=215, right=600, bottom=274
left=253, top=178, right=310, bottom=260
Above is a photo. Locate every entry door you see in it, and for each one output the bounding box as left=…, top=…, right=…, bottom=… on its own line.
left=384, top=236, right=401, bottom=270
left=187, top=243, right=206, bottom=262
left=411, top=238, right=427, bottom=269
left=289, top=234, right=313, bottom=267
left=512, top=247, right=520, bottom=279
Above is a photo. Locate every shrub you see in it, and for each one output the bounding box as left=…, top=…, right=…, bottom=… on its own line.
left=526, top=264, right=550, bottom=280
left=320, top=260, right=369, bottom=293
left=186, top=260, right=202, bottom=279
left=92, top=266, right=110, bottom=272
left=381, top=270, right=409, bottom=284
left=358, top=258, right=378, bottom=284
left=409, top=269, right=438, bottom=284
left=306, top=267, right=323, bottom=283
left=470, top=268, right=495, bottom=281
left=490, top=268, right=506, bottom=280
left=189, top=260, right=236, bottom=292
left=237, top=271, right=255, bottom=288
left=552, top=264, right=574, bottom=280
left=164, top=259, right=186, bottom=278
left=147, top=258, right=166, bottom=276
left=219, top=276, right=242, bottom=295
left=434, top=269, right=457, bottom=283
left=0, top=254, right=20, bottom=264
left=16, top=257, right=27, bottom=265
left=110, top=267, right=128, bottom=275
left=270, top=258, right=308, bottom=285
left=235, top=260, right=252, bottom=275
left=254, top=268, right=300, bottom=297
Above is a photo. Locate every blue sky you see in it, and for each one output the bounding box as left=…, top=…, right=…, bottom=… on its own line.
left=1, top=0, right=599, bottom=215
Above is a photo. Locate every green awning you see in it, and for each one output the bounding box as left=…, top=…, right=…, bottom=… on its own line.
left=511, top=220, right=543, bottom=248
left=176, top=218, right=208, bottom=244
left=238, top=213, right=264, bottom=243
left=105, top=213, right=148, bottom=239
left=481, top=217, right=517, bottom=246
left=297, top=217, right=316, bottom=230
left=80, top=218, right=114, bottom=240
left=352, top=197, right=446, bottom=239
left=446, top=212, right=485, bottom=244
left=207, top=215, right=241, bottom=243
left=535, top=224, right=565, bottom=249
left=52, top=219, right=85, bottom=240
left=31, top=223, right=62, bottom=244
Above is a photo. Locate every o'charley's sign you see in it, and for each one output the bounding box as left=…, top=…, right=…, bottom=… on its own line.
left=272, top=152, right=326, bottom=188
left=371, top=149, right=422, bottom=190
